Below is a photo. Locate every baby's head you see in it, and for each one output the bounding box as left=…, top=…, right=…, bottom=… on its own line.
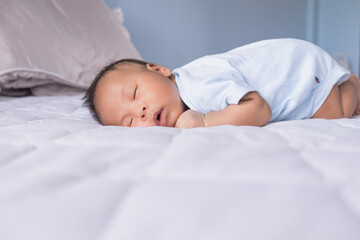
left=83, top=59, right=186, bottom=127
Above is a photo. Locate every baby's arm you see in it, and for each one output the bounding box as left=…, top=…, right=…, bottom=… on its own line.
left=175, top=92, right=272, bottom=128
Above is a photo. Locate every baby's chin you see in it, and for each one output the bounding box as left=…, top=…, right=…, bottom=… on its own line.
left=168, top=117, right=177, bottom=128
left=170, top=112, right=184, bottom=128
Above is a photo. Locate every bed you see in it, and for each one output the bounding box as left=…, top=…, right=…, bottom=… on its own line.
left=1, top=94, right=360, bottom=240
left=1, top=1, right=360, bottom=240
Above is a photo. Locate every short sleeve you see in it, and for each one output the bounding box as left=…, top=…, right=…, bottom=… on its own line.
left=173, top=52, right=255, bottom=114
left=224, top=83, right=255, bottom=106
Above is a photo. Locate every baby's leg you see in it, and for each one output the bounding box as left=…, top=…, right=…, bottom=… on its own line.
left=311, top=74, right=360, bottom=119
left=339, top=74, right=360, bottom=116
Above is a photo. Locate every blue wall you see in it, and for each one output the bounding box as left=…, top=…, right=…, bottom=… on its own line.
left=105, top=0, right=359, bottom=74
left=105, top=0, right=308, bottom=69
left=316, top=0, right=360, bottom=75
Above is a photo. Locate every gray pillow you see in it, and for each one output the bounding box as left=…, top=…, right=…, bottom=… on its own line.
left=0, top=0, right=141, bottom=96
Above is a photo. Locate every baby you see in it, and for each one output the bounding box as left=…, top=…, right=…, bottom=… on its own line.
left=83, top=38, right=360, bottom=128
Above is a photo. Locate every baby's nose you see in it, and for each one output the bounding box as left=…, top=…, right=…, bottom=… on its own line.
left=137, top=106, right=148, bottom=120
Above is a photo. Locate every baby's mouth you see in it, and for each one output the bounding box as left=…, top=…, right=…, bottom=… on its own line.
left=154, top=109, right=162, bottom=126
left=154, top=109, right=166, bottom=126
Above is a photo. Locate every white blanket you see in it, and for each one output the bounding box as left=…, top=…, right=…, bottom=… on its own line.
left=1, top=95, right=360, bottom=240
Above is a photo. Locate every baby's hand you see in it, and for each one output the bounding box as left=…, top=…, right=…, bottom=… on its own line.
left=175, top=110, right=205, bottom=128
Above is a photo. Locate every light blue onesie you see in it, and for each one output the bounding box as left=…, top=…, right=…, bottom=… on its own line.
left=172, top=38, right=350, bottom=122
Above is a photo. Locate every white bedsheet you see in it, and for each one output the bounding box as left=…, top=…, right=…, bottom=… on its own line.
left=0, top=95, right=360, bottom=240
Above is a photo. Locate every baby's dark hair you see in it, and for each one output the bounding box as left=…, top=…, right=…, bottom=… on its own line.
left=83, top=58, right=148, bottom=124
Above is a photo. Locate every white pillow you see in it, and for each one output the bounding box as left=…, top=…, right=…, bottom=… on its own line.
left=0, top=0, right=141, bottom=96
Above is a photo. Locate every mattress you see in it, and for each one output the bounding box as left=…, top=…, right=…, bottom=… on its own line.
left=0, top=95, right=360, bottom=240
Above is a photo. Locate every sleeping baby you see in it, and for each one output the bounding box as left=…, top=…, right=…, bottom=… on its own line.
left=83, top=38, right=360, bottom=128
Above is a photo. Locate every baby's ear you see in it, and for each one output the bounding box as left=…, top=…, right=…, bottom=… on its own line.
left=146, top=63, right=172, bottom=77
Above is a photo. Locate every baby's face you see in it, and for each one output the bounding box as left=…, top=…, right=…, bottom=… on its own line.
left=95, top=63, right=185, bottom=127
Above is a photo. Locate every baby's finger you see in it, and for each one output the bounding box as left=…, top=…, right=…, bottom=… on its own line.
left=174, top=118, right=184, bottom=128
left=175, top=117, right=190, bottom=128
